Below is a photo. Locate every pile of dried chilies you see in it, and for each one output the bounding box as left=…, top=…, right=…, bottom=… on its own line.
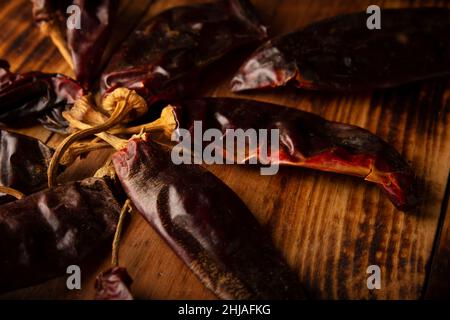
left=1, top=0, right=449, bottom=299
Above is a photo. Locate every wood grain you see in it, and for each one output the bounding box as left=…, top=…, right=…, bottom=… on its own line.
left=425, top=176, right=450, bottom=299
left=1, top=0, right=449, bottom=300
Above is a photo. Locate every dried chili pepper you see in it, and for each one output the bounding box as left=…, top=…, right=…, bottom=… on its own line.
left=95, top=267, right=133, bottom=300
left=101, top=0, right=267, bottom=105
left=111, top=135, right=306, bottom=299
left=0, top=177, right=121, bottom=294
left=0, top=129, right=54, bottom=204
left=0, top=59, right=84, bottom=127
left=30, top=0, right=119, bottom=88
left=125, top=98, right=416, bottom=210
left=231, top=8, right=450, bottom=92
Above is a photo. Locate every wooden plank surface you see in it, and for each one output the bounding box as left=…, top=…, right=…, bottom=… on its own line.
left=1, top=0, right=449, bottom=299
left=425, top=177, right=450, bottom=299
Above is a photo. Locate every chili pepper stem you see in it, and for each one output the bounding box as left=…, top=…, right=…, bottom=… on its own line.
left=65, top=95, right=109, bottom=126
left=62, top=116, right=129, bottom=150
left=48, top=90, right=134, bottom=187
left=110, top=105, right=177, bottom=137
left=49, top=103, right=177, bottom=186
left=112, top=199, right=132, bottom=267
left=60, top=141, right=113, bottom=166
left=65, top=105, right=177, bottom=150
left=0, top=186, right=25, bottom=200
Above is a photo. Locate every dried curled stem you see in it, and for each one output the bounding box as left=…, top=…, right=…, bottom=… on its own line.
left=66, top=105, right=177, bottom=148
left=60, top=140, right=112, bottom=166
left=48, top=88, right=148, bottom=187
left=112, top=199, right=132, bottom=267
left=109, top=105, right=177, bottom=137
left=62, top=117, right=129, bottom=151
left=0, top=186, right=25, bottom=200
left=103, top=88, right=148, bottom=122
left=64, top=94, right=108, bottom=127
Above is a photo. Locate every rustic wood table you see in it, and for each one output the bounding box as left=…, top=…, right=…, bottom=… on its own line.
left=1, top=0, right=449, bottom=300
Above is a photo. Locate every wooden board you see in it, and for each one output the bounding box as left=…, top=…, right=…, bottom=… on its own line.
left=1, top=0, right=449, bottom=300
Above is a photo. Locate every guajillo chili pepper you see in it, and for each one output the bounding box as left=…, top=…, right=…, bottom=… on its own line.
left=0, top=177, right=121, bottom=294
left=0, top=59, right=84, bottom=128
left=101, top=0, right=267, bottom=105
left=30, top=0, right=119, bottom=88
left=0, top=129, right=54, bottom=204
left=111, top=135, right=306, bottom=299
left=231, top=8, right=450, bottom=92
left=115, top=98, right=417, bottom=211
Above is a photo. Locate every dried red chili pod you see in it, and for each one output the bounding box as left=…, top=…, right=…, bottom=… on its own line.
left=127, top=98, right=416, bottom=210
left=101, top=0, right=267, bottom=105
left=30, top=0, right=119, bottom=88
left=95, top=267, right=133, bottom=300
left=0, top=177, right=121, bottom=294
left=0, top=129, right=54, bottom=204
left=112, top=135, right=306, bottom=300
left=0, top=60, right=84, bottom=127
left=231, top=8, right=450, bottom=92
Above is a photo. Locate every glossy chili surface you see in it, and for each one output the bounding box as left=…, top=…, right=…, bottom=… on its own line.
left=231, top=8, right=450, bottom=92
left=170, top=98, right=417, bottom=210
left=112, top=136, right=305, bottom=299
left=0, top=129, right=54, bottom=204
left=101, top=0, right=267, bottom=105
left=0, top=177, right=120, bottom=294
left=0, top=59, right=84, bottom=127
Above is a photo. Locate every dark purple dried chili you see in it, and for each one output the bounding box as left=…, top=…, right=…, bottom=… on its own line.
left=0, top=177, right=121, bottom=294
left=137, top=98, right=416, bottom=210
left=101, top=0, right=267, bottom=105
left=231, top=8, right=450, bottom=92
left=0, top=59, right=84, bottom=127
left=31, top=0, right=119, bottom=88
left=112, top=135, right=306, bottom=300
left=0, top=129, right=54, bottom=204
left=95, top=267, right=133, bottom=300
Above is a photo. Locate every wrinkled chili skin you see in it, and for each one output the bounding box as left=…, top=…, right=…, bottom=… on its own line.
left=0, top=60, right=84, bottom=126
left=0, top=129, right=54, bottom=205
left=112, top=137, right=306, bottom=300
left=0, top=177, right=120, bottom=294
left=101, top=0, right=267, bottom=105
left=231, top=8, right=450, bottom=92
left=95, top=267, right=133, bottom=300
left=31, top=0, right=119, bottom=88
left=170, top=98, right=417, bottom=210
